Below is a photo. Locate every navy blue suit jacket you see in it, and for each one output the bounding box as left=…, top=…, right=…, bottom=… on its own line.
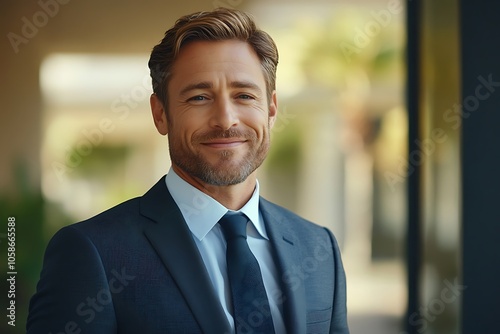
left=27, top=177, right=349, bottom=333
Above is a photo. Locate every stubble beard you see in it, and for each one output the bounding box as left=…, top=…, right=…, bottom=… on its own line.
left=168, top=127, right=270, bottom=186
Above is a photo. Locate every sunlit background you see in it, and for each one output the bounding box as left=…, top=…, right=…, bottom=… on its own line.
left=1, top=0, right=463, bottom=333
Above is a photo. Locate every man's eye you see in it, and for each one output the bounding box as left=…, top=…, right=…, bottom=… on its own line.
left=238, top=94, right=253, bottom=100
left=188, top=96, right=207, bottom=101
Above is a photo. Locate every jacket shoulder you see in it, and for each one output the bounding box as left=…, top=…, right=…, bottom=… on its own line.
left=259, top=196, right=327, bottom=232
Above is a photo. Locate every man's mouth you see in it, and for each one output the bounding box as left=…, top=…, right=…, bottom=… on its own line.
left=201, top=138, right=247, bottom=148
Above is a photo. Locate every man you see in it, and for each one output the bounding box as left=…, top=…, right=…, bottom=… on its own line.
left=27, top=8, right=349, bottom=334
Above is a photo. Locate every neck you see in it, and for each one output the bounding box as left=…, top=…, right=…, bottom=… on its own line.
left=172, top=165, right=257, bottom=211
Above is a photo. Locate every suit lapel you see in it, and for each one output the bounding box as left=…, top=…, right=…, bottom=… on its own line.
left=140, top=177, right=230, bottom=334
left=260, top=198, right=307, bottom=334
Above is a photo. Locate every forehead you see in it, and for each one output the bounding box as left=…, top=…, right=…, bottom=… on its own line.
left=169, top=39, right=265, bottom=88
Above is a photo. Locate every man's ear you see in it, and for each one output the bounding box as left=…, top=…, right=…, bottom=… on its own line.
left=268, top=90, right=278, bottom=129
left=150, top=94, right=168, bottom=135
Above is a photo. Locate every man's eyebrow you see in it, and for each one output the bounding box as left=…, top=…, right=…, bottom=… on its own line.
left=179, top=80, right=263, bottom=96
left=230, top=80, right=262, bottom=93
left=180, top=82, right=213, bottom=96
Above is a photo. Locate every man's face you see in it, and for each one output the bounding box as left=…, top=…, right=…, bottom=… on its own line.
left=155, top=39, right=277, bottom=186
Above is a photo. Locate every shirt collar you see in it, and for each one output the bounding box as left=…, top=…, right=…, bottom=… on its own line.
left=165, top=168, right=267, bottom=241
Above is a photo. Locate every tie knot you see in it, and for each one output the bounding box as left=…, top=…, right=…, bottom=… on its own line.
left=219, top=213, right=248, bottom=241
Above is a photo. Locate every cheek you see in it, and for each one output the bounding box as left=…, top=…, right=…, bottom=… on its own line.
left=242, top=107, right=269, bottom=128
left=170, top=116, right=205, bottom=144
left=251, top=115, right=271, bottom=138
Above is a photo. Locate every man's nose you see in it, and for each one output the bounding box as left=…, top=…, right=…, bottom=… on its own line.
left=209, top=97, right=239, bottom=130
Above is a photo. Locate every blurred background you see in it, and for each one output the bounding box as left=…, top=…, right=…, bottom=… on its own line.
left=3, top=0, right=496, bottom=333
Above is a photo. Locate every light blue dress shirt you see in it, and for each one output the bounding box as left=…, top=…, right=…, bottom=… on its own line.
left=165, top=168, right=285, bottom=333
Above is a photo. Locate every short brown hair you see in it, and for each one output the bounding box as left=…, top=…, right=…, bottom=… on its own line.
left=148, top=8, right=279, bottom=109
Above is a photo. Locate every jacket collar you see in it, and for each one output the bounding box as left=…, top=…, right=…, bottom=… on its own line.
left=140, top=176, right=231, bottom=334
left=259, top=198, right=307, bottom=334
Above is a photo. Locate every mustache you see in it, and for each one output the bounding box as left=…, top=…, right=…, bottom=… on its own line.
left=194, top=128, right=256, bottom=142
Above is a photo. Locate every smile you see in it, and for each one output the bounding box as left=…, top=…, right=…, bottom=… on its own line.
left=201, top=139, right=247, bottom=149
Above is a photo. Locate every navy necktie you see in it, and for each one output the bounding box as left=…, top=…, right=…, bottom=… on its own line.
left=219, top=213, right=275, bottom=334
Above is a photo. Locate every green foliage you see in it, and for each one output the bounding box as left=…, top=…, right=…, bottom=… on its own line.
left=0, top=160, right=71, bottom=333
left=67, top=145, right=133, bottom=178
left=267, top=120, right=301, bottom=172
